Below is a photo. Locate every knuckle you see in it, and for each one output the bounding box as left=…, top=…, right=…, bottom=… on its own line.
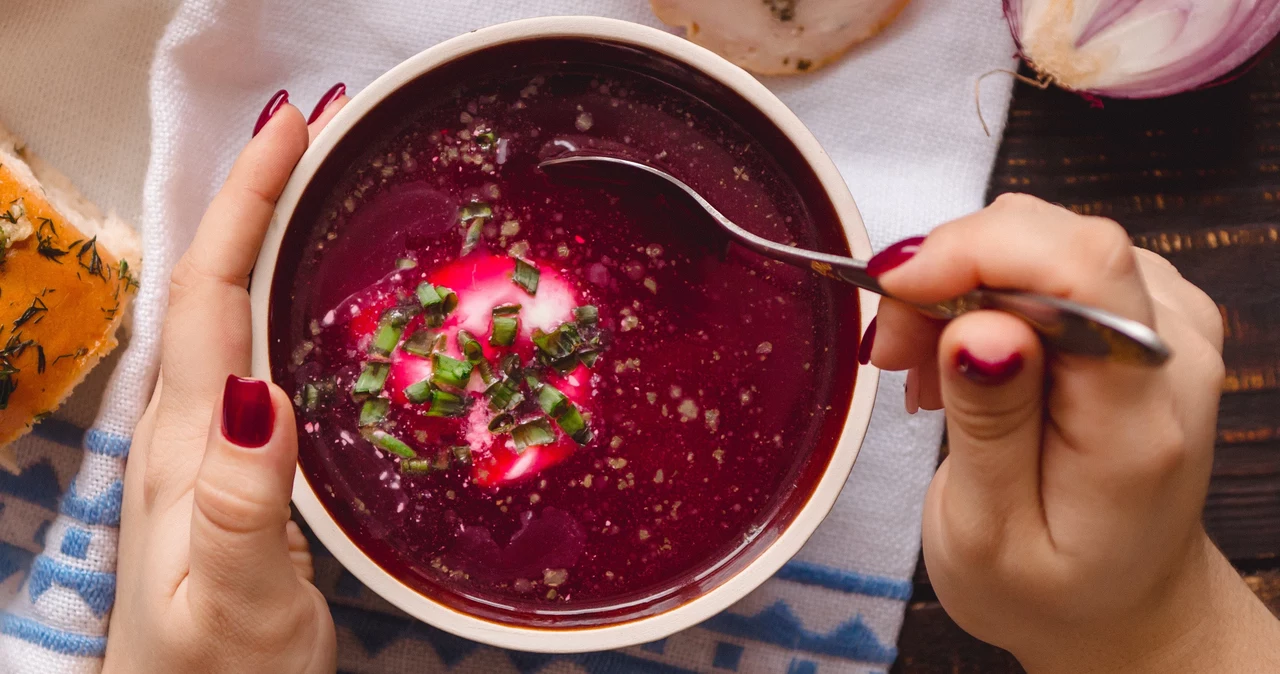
left=1078, top=218, right=1138, bottom=279
left=989, top=192, right=1047, bottom=214
left=1134, top=422, right=1190, bottom=483
left=194, top=476, right=272, bottom=537
left=946, top=395, right=1040, bottom=444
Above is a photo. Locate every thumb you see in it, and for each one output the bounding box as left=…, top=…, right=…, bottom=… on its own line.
left=189, top=375, right=301, bottom=611
left=934, top=311, right=1046, bottom=538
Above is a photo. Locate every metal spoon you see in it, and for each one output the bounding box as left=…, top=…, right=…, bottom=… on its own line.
left=540, top=153, right=1170, bottom=366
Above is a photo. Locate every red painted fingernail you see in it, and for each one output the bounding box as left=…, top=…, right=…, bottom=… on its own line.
left=252, top=89, right=289, bottom=137
left=955, top=349, right=1024, bottom=386
left=858, top=317, right=877, bottom=365
left=867, top=236, right=925, bottom=277
left=307, top=82, right=346, bottom=124
left=222, top=375, right=275, bottom=447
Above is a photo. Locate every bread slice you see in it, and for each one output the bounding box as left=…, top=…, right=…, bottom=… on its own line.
left=0, top=122, right=140, bottom=468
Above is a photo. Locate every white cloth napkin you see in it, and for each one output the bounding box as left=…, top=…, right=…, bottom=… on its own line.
left=0, top=1, right=1016, bottom=672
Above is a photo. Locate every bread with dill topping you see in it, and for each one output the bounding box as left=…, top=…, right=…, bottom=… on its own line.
left=0, top=121, right=140, bottom=469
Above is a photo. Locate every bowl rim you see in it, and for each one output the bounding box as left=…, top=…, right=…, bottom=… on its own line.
left=249, top=14, right=880, bottom=653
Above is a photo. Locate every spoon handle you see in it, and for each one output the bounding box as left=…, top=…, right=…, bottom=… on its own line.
left=823, top=262, right=1170, bottom=366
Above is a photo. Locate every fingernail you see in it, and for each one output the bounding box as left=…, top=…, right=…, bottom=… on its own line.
left=867, top=236, right=925, bottom=277
left=857, top=317, right=877, bottom=366
left=307, top=82, right=346, bottom=124
left=252, top=89, right=289, bottom=137
left=222, top=375, right=275, bottom=447
left=955, top=349, right=1024, bottom=386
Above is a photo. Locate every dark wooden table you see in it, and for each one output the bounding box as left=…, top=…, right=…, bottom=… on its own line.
left=891, top=49, right=1280, bottom=672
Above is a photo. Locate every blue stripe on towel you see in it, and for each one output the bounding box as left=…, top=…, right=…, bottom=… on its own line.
left=0, top=613, right=107, bottom=657
left=777, top=561, right=913, bottom=601
left=700, top=601, right=897, bottom=664
left=59, top=479, right=124, bottom=527
left=28, top=557, right=116, bottom=617
left=84, top=429, right=131, bottom=458
left=31, top=419, right=87, bottom=450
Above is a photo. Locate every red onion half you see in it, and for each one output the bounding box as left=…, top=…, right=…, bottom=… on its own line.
left=1004, top=0, right=1280, bottom=98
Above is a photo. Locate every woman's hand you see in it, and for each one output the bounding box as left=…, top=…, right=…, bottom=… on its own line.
left=867, top=194, right=1280, bottom=673
left=105, top=86, right=348, bottom=673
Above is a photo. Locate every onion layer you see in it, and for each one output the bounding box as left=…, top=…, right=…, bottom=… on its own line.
left=1005, top=0, right=1280, bottom=98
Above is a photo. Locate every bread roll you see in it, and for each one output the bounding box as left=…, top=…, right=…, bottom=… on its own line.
left=0, top=122, right=140, bottom=469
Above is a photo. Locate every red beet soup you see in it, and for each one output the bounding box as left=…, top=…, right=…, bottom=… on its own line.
left=269, top=40, right=860, bottom=628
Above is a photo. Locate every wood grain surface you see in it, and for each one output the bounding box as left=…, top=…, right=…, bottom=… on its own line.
left=891, top=49, right=1280, bottom=673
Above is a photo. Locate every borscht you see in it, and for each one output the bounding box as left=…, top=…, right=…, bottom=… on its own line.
left=272, top=48, right=859, bottom=627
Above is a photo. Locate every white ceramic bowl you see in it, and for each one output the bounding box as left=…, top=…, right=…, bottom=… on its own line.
left=250, top=15, right=879, bottom=653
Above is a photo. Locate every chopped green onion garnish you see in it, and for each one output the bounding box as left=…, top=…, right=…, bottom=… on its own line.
left=474, top=358, right=496, bottom=385
left=575, top=305, right=598, bottom=325
left=475, top=129, right=498, bottom=149
left=492, top=303, right=522, bottom=316
left=396, top=258, right=418, bottom=270
left=352, top=363, right=390, bottom=397
left=537, top=384, right=569, bottom=418
left=499, top=353, right=522, bottom=377
left=302, top=383, right=320, bottom=411
left=512, top=258, right=540, bottom=295
left=459, top=201, right=493, bottom=223
left=579, top=349, right=602, bottom=367
left=485, top=378, right=524, bottom=411
left=548, top=354, right=581, bottom=375
left=450, top=444, right=473, bottom=465
left=512, top=418, right=556, bottom=452
left=426, top=389, right=471, bottom=418
left=570, top=425, right=594, bottom=446
left=401, top=458, right=434, bottom=474
left=524, top=372, right=543, bottom=391
left=532, top=322, right=582, bottom=360
left=370, top=309, right=410, bottom=356
left=359, top=398, right=389, bottom=426
left=488, top=412, right=517, bottom=434
left=416, top=283, right=443, bottom=308
left=461, top=220, right=483, bottom=257
left=490, top=315, right=518, bottom=347
left=432, top=353, right=473, bottom=389
left=457, top=330, right=484, bottom=361
left=404, top=379, right=434, bottom=404
left=364, top=429, right=416, bottom=459
left=556, top=405, right=588, bottom=441
left=402, top=329, right=439, bottom=357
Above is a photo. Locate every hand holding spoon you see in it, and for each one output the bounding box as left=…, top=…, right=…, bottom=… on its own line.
left=540, top=153, right=1170, bottom=366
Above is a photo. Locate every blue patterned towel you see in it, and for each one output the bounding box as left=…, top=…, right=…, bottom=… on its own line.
left=0, top=1, right=1017, bottom=672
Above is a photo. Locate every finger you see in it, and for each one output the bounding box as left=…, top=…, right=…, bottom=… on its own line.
left=936, top=310, right=1047, bottom=538
left=869, top=298, right=944, bottom=372
left=916, top=356, right=944, bottom=411
left=286, top=520, right=315, bottom=583
left=150, top=102, right=309, bottom=500
left=1135, top=248, right=1224, bottom=353
left=307, top=85, right=349, bottom=144
left=879, top=193, right=1156, bottom=328
left=189, top=376, right=301, bottom=612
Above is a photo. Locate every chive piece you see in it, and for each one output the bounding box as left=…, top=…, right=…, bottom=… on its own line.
left=579, top=349, right=602, bottom=367
left=359, top=398, right=390, bottom=426
left=439, top=288, right=459, bottom=314
left=365, top=430, right=416, bottom=459
left=485, top=378, right=524, bottom=411
left=499, top=353, right=523, bottom=378
left=459, top=201, right=493, bottom=223
left=532, top=322, right=582, bottom=361
left=404, top=379, right=434, bottom=404
left=451, top=444, right=473, bottom=465
left=537, top=384, right=569, bottom=418
left=457, top=330, right=484, bottom=361
left=352, top=363, right=390, bottom=397
left=401, top=458, right=434, bottom=474
left=475, top=129, right=498, bottom=149
left=548, top=355, right=581, bottom=375
left=571, top=425, right=594, bottom=446
left=575, top=305, right=598, bottom=325
left=492, top=303, right=522, bottom=316
left=512, top=258, right=540, bottom=295
left=512, top=418, right=556, bottom=452
left=488, top=412, right=517, bottom=434
left=402, top=329, right=439, bottom=357
left=474, top=358, right=496, bottom=385
left=396, top=258, right=418, bottom=270
left=556, top=405, right=588, bottom=440
left=302, top=383, right=320, bottom=411
left=490, top=315, right=518, bottom=347
left=416, top=283, right=443, bottom=309
left=461, top=220, right=483, bottom=257
left=370, top=308, right=410, bottom=356
left=524, top=371, right=543, bottom=391
left=426, top=389, right=470, bottom=417
left=432, top=353, right=473, bottom=389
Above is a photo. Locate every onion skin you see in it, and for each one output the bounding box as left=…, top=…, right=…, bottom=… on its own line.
left=1004, top=0, right=1280, bottom=98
